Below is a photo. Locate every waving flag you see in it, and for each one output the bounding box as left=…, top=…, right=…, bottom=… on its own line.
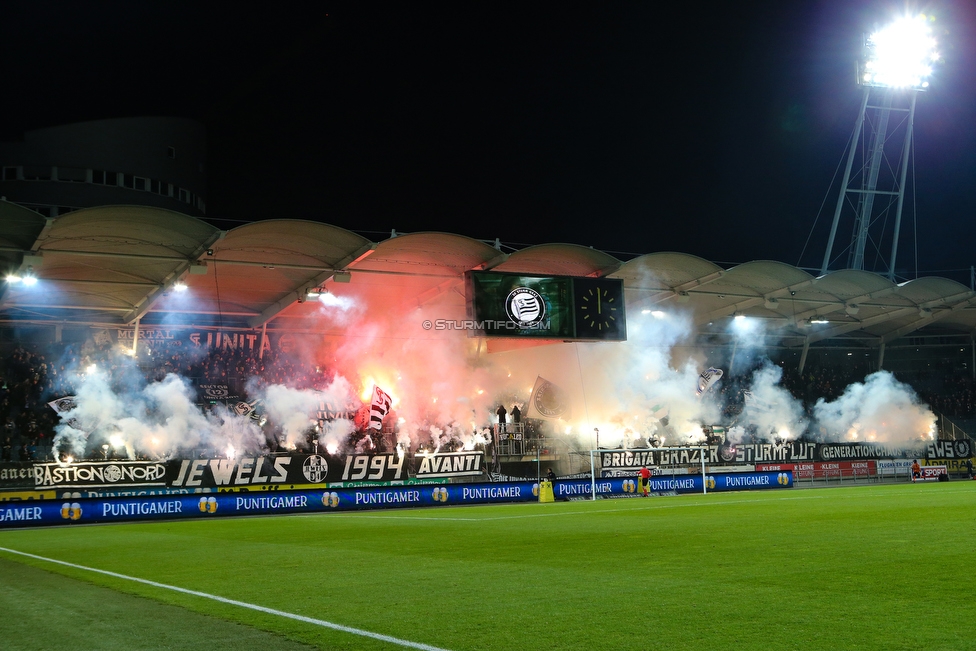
left=48, top=396, right=78, bottom=414
left=233, top=399, right=263, bottom=421
left=525, top=376, right=571, bottom=420
left=696, top=367, right=723, bottom=396
left=743, top=390, right=772, bottom=414
left=648, top=402, right=669, bottom=420
left=368, top=386, right=392, bottom=430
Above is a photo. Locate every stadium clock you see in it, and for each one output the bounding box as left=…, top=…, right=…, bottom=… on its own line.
left=572, top=278, right=626, bottom=340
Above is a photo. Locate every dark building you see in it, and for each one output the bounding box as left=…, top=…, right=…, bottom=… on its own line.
left=0, top=117, right=206, bottom=218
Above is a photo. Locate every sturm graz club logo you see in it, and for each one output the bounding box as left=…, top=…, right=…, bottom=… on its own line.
left=954, top=439, right=972, bottom=458
left=302, top=455, right=329, bottom=483
left=103, top=465, right=122, bottom=482
left=532, top=379, right=568, bottom=418
left=505, top=287, right=546, bottom=327
left=718, top=443, right=737, bottom=463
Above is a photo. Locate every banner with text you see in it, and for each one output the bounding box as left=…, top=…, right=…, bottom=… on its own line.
left=0, top=481, right=535, bottom=528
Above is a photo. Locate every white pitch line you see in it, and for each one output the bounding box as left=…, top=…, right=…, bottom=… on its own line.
left=0, top=546, right=453, bottom=651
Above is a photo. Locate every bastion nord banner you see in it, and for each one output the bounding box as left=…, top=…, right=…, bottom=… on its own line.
left=4, top=452, right=487, bottom=493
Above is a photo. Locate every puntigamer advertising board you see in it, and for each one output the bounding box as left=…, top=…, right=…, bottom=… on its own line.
left=0, top=472, right=793, bottom=528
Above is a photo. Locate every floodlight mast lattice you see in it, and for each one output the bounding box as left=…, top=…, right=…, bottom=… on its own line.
left=820, top=15, right=940, bottom=281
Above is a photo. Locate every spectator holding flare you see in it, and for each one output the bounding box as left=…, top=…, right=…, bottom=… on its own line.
left=637, top=465, right=651, bottom=497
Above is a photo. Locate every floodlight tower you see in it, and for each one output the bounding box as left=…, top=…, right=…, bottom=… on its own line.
left=820, top=15, right=940, bottom=280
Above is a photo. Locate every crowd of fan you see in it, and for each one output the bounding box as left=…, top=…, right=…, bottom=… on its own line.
left=0, top=340, right=334, bottom=463
left=2, top=339, right=975, bottom=464
left=712, top=360, right=976, bottom=426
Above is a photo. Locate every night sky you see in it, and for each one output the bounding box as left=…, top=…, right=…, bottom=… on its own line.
left=3, top=1, right=975, bottom=280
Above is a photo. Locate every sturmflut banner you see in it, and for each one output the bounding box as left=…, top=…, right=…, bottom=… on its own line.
left=597, top=442, right=935, bottom=468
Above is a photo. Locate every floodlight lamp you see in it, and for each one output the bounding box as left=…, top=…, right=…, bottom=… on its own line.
left=21, top=265, right=37, bottom=286
left=861, top=15, right=939, bottom=89
left=173, top=281, right=188, bottom=292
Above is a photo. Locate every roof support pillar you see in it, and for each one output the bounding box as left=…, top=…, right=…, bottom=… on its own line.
left=798, top=336, right=810, bottom=374
left=259, top=322, right=267, bottom=360
left=877, top=340, right=886, bottom=371
left=132, top=318, right=140, bottom=357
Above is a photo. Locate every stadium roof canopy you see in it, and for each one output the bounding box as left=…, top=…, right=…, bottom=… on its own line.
left=2, top=201, right=975, bottom=350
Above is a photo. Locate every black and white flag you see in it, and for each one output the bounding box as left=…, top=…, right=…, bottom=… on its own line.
left=48, top=396, right=78, bottom=414
left=368, top=386, right=392, bottom=431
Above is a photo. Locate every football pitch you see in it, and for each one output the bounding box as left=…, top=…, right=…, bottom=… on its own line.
left=1, top=482, right=974, bottom=651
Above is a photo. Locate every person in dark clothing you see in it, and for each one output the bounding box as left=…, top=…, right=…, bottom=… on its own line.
left=546, top=467, right=556, bottom=483
left=496, top=404, right=508, bottom=436
left=511, top=405, right=521, bottom=423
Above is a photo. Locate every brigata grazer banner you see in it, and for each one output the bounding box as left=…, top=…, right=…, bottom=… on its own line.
left=597, top=441, right=948, bottom=469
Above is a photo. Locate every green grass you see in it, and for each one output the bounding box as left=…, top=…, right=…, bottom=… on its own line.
left=0, top=557, right=316, bottom=651
left=2, top=483, right=975, bottom=650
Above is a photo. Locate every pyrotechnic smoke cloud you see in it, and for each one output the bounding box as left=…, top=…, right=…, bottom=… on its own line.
left=46, top=269, right=941, bottom=461
left=812, top=371, right=935, bottom=443
left=53, top=369, right=266, bottom=459
left=736, top=361, right=808, bottom=441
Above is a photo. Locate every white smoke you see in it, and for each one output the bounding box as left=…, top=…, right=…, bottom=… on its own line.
left=45, top=268, right=943, bottom=463
left=249, top=375, right=357, bottom=450
left=737, top=361, right=808, bottom=441
left=812, top=371, right=936, bottom=443
left=52, top=370, right=266, bottom=459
